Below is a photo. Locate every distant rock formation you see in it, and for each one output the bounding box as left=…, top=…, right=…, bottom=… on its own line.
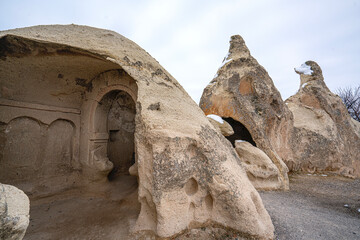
left=200, top=35, right=292, bottom=190
left=0, top=25, right=274, bottom=239
left=286, top=61, right=360, bottom=178
left=0, top=184, right=30, bottom=240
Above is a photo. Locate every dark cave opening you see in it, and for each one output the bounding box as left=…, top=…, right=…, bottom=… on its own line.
left=222, top=117, right=256, bottom=147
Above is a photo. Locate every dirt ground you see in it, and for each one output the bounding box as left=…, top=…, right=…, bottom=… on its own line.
left=24, top=175, right=140, bottom=240
left=260, top=174, right=360, bottom=240
left=22, top=174, right=360, bottom=240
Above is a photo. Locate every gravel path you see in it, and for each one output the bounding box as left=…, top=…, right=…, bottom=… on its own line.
left=260, top=174, right=360, bottom=240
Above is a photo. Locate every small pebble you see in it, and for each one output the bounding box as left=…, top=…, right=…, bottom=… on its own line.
left=344, top=204, right=349, bottom=208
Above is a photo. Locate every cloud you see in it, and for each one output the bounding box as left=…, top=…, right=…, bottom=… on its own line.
left=0, top=0, right=359, bottom=103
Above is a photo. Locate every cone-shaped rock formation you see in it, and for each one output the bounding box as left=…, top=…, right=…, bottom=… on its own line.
left=200, top=35, right=292, bottom=190
left=286, top=61, right=360, bottom=178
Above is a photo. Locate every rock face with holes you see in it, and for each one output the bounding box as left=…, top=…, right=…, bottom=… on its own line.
left=0, top=25, right=274, bottom=239
left=235, top=141, right=280, bottom=190
left=285, top=61, right=360, bottom=178
left=200, top=35, right=292, bottom=190
left=0, top=184, right=30, bottom=240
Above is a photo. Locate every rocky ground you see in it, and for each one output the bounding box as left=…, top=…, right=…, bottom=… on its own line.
left=260, top=174, right=360, bottom=240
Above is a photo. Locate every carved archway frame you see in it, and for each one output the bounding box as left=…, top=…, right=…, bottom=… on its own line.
left=79, top=69, right=138, bottom=180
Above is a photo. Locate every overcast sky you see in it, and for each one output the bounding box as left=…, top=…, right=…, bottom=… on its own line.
left=1, top=0, right=359, bottom=103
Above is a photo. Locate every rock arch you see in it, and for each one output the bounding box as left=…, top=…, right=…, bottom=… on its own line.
left=80, top=69, right=138, bottom=181
left=222, top=117, right=256, bottom=147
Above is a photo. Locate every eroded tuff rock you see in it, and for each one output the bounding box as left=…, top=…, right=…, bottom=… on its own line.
left=0, top=25, right=274, bottom=239
left=286, top=61, right=360, bottom=178
left=206, top=115, right=234, bottom=136
left=0, top=184, right=30, bottom=240
left=200, top=35, right=292, bottom=190
left=235, top=141, right=280, bottom=191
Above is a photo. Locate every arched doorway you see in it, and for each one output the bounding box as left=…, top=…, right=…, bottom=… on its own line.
left=94, top=90, right=136, bottom=180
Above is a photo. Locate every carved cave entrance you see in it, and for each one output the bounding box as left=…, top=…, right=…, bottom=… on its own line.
left=222, top=117, right=256, bottom=147
left=95, top=90, right=136, bottom=181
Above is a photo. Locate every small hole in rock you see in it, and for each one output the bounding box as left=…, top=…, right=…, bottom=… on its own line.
left=184, top=178, right=198, bottom=196
left=204, top=194, right=213, bottom=211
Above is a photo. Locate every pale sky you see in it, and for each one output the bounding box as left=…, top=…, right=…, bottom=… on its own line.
left=1, top=0, right=359, bottom=103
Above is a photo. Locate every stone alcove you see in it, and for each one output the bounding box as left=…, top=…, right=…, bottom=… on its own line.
left=0, top=33, right=140, bottom=238
left=93, top=89, right=136, bottom=180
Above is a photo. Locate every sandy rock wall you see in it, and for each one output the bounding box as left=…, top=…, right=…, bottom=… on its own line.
left=132, top=123, right=274, bottom=239
left=0, top=118, right=78, bottom=197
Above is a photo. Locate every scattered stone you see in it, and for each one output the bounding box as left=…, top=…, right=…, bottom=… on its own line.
left=0, top=184, right=30, bottom=240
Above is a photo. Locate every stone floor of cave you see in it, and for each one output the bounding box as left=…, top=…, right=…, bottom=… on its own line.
left=23, top=175, right=140, bottom=240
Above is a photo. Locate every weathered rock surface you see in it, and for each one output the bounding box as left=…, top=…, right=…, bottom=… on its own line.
left=235, top=141, right=280, bottom=191
left=200, top=35, right=292, bottom=190
left=0, top=184, right=30, bottom=240
left=286, top=61, right=360, bottom=178
left=207, top=115, right=234, bottom=136
left=0, top=25, right=274, bottom=239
